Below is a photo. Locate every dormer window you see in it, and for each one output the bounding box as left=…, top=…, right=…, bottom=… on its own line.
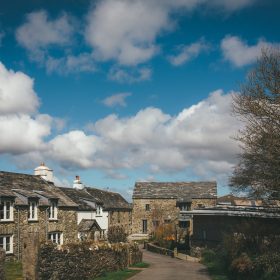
left=48, top=201, right=58, bottom=220
left=28, top=200, right=38, bottom=221
left=0, top=200, right=14, bottom=221
left=96, top=205, right=102, bottom=216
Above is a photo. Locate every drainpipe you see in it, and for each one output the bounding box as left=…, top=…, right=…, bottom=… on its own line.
left=45, top=208, right=49, bottom=241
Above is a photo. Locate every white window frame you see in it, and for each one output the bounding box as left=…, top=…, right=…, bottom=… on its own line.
left=48, top=232, right=63, bottom=245
left=0, top=200, right=14, bottom=221
left=96, top=205, right=102, bottom=216
left=28, top=200, right=38, bottom=221
left=0, top=235, right=13, bottom=254
left=48, top=201, right=58, bottom=220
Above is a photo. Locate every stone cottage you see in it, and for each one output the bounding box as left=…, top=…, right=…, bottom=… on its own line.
left=0, top=167, right=78, bottom=260
left=131, top=181, right=217, bottom=236
left=60, top=177, right=132, bottom=240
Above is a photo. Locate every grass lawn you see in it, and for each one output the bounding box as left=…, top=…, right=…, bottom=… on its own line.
left=201, top=250, right=229, bottom=280
left=4, top=261, right=23, bottom=280
left=94, top=269, right=141, bottom=280
left=130, top=262, right=150, bottom=268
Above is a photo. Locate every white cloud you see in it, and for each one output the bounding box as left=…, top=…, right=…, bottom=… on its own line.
left=0, top=114, right=51, bottom=154
left=108, top=66, right=151, bottom=83
left=0, top=62, right=39, bottom=115
left=102, top=93, right=131, bottom=108
left=168, top=39, right=209, bottom=66
left=0, top=62, right=52, bottom=155
left=16, top=10, right=74, bottom=57
left=49, top=90, right=241, bottom=181
left=85, top=0, right=256, bottom=66
left=85, top=0, right=167, bottom=65
left=221, top=35, right=280, bottom=67
left=45, top=53, right=96, bottom=74
left=48, top=131, right=101, bottom=169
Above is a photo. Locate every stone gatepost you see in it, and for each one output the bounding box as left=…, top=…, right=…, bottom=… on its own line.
left=22, top=231, right=40, bottom=280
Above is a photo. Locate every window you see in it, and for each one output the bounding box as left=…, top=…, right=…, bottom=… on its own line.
left=28, top=201, right=38, bottom=221
left=179, top=221, right=190, bottom=228
left=179, top=203, right=191, bottom=211
left=48, top=232, right=63, bottom=245
left=96, top=205, right=102, bottom=216
left=0, top=235, right=13, bottom=253
left=145, top=204, right=150, bottom=211
left=48, top=201, right=58, bottom=220
left=0, top=200, right=13, bottom=221
left=142, top=219, right=147, bottom=234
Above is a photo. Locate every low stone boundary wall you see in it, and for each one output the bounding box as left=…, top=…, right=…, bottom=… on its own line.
left=38, top=242, right=142, bottom=280
left=146, top=243, right=174, bottom=257
left=0, top=248, right=5, bottom=280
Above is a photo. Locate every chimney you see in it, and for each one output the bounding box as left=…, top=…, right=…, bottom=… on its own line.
left=73, top=175, right=84, bottom=190
left=34, top=163, right=54, bottom=183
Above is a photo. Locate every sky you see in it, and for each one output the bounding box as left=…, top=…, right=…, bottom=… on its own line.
left=0, top=0, right=279, bottom=201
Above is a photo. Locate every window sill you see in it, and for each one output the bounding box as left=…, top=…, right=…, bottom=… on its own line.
left=96, top=215, right=102, bottom=217
left=28, top=219, right=38, bottom=223
left=0, top=220, right=14, bottom=223
left=48, top=219, right=58, bottom=222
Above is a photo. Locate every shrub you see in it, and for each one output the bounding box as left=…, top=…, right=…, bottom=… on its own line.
left=107, top=225, right=127, bottom=243
left=230, top=253, right=254, bottom=279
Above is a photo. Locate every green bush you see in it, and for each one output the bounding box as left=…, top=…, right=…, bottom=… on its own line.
left=107, top=225, right=127, bottom=243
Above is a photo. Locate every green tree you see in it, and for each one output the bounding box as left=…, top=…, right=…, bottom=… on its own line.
left=230, top=48, right=280, bottom=199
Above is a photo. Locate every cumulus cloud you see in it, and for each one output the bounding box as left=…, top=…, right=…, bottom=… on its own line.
left=108, top=66, right=151, bottom=83
left=0, top=61, right=52, bottom=155
left=0, top=114, right=51, bottom=154
left=0, top=62, right=39, bottom=115
left=102, top=93, right=131, bottom=108
left=85, top=0, right=255, bottom=66
left=48, top=90, right=241, bottom=181
left=221, top=35, right=280, bottom=67
left=16, top=10, right=74, bottom=59
left=48, top=131, right=101, bottom=169
left=168, top=39, right=209, bottom=66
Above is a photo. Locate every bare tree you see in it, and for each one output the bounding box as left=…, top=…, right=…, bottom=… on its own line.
left=230, top=48, right=280, bottom=199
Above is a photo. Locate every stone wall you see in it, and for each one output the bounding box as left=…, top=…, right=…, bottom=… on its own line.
left=109, top=210, right=132, bottom=234
left=38, top=242, right=142, bottom=280
left=132, top=198, right=216, bottom=235
left=0, top=205, right=78, bottom=260
left=0, top=248, right=5, bottom=280
left=132, top=198, right=179, bottom=234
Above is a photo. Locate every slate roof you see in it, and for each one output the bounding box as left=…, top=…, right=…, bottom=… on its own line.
left=78, top=219, right=102, bottom=232
left=60, top=187, right=131, bottom=211
left=132, top=181, right=217, bottom=199
left=0, top=171, right=77, bottom=208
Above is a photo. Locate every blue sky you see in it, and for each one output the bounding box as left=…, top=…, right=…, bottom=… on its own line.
left=0, top=0, right=279, bottom=200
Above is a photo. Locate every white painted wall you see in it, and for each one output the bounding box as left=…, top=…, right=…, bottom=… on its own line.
left=77, top=208, right=109, bottom=231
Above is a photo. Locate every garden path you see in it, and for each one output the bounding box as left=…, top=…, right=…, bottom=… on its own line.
left=130, top=248, right=211, bottom=280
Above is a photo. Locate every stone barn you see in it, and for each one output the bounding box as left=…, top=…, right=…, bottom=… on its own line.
left=131, top=181, right=217, bottom=236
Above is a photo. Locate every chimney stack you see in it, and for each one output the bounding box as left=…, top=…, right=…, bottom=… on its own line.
left=34, top=163, right=54, bottom=182
left=73, top=175, right=84, bottom=190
